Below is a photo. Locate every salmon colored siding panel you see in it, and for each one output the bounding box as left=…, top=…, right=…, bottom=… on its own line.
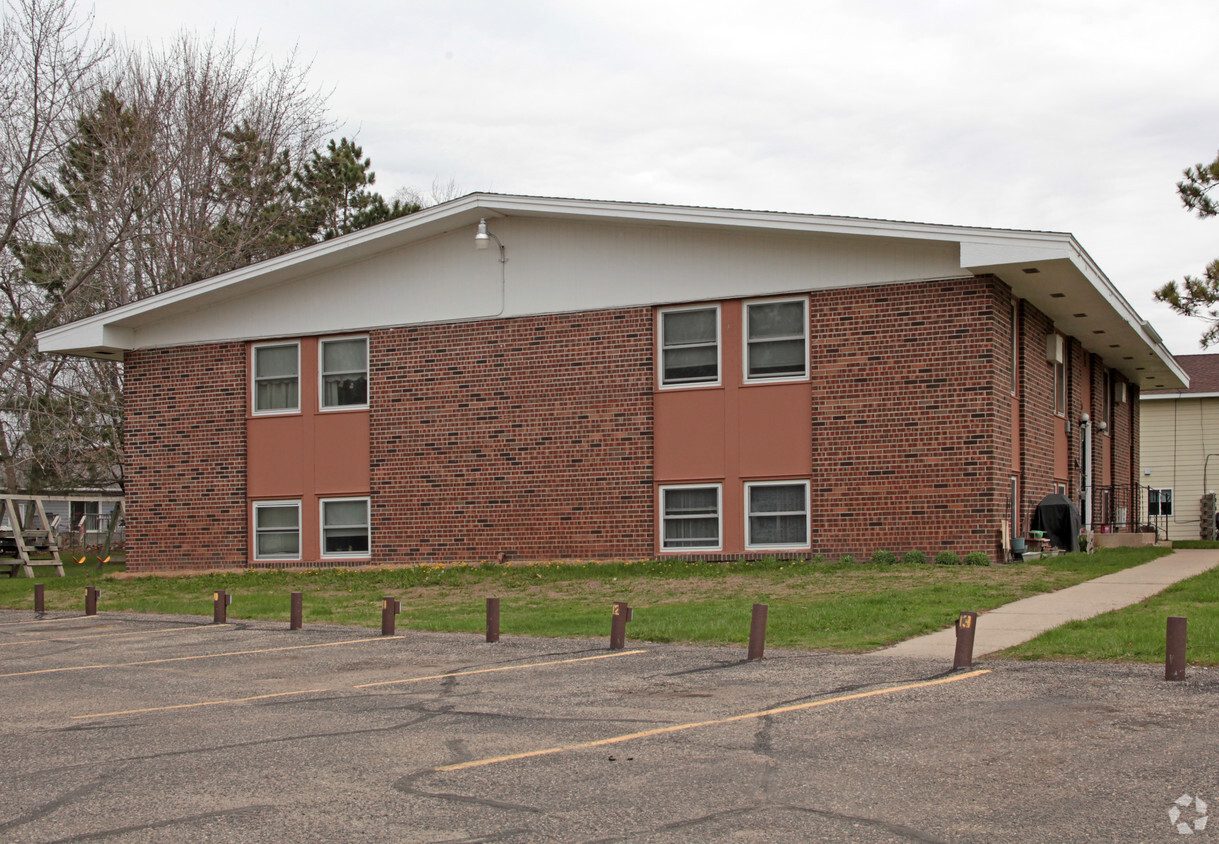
left=247, top=417, right=308, bottom=497
left=314, top=413, right=371, bottom=495
left=738, top=383, right=813, bottom=478
left=654, top=389, right=726, bottom=481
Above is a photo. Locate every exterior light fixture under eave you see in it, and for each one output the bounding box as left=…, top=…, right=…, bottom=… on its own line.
left=474, top=217, right=506, bottom=264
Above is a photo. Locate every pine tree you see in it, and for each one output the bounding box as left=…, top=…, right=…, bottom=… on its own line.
left=1155, top=150, right=1219, bottom=346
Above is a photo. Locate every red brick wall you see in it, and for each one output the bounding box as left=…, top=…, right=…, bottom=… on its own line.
left=808, top=276, right=1010, bottom=560
left=368, top=309, right=654, bottom=563
left=124, top=343, right=247, bottom=571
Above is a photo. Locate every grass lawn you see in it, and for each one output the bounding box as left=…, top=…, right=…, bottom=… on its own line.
left=1002, top=561, right=1219, bottom=666
left=0, top=546, right=1175, bottom=652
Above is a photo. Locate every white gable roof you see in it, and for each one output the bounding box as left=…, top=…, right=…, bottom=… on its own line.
left=37, top=193, right=1186, bottom=389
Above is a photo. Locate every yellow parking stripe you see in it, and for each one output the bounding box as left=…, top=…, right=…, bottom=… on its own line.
left=0, top=635, right=403, bottom=677
left=354, top=650, right=647, bottom=688
left=73, top=689, right=332, bottom=718
left=71, top=650, right=648, bottom=719
left=0, top=624, right=231, bottom=647
left=436, top=669, right=993, bottom=771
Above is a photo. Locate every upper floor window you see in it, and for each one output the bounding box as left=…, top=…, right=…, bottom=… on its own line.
left=1053, top=334, right=1066, bottom=417
left=659, top=306, right=719, bottom=387
left=320, top=337, right=369, bottom=409
left=744, top=298, right=808, bottom=382
left=253, top=342, right=299, bottom=414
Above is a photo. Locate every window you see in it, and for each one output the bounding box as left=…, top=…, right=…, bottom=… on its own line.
left=1054, top=482, right=1067, bottom=496
left=659, top=306, right=719, bottom=387
left=660, top=485, right=721, bottom=550
left=745, top=481, right=810, bottom=548
left=253, top=342, right=299, bottom=414
left=320, top=337, right=369, bottom=409
left=1010, top=301, right=1019, bottom=396
left=70, top=500, right=99, bottom=531
left=254, top=501, right=301, bottom=561
left=321, top=497, right=370, bottom=557
left=1054, top=356, right=1066, bottom=416
left=745, top=298, right=808, bottom=382
left=1149, top=488, right=1173, bottom=518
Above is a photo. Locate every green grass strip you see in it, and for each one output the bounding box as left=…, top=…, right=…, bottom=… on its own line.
left=1003, top=562, right=1219, bottom=666
left=0, top=547, right=1175, bottom=654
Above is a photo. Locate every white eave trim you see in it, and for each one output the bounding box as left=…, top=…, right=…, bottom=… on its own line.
left=1141, top=391, right=1219, bottom=401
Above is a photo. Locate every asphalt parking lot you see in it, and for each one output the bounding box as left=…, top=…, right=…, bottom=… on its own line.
left=1, top=609, right=1216, bottom=843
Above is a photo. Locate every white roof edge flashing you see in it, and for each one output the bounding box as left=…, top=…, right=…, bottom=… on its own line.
left=35, top=194, right=1182, bottom=389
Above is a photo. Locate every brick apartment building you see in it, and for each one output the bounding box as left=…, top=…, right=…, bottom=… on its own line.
left=38, top=195, right=1185, bottom=571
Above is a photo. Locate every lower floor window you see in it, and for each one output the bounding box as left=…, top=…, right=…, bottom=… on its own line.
left=254, top=501, right=301, bottom=561
left=746, top=481, right=810, bottom=548
left=661, top=485, right=721, bottom=550
left=1148, top=488, right=1173, bottom=517
left=321, top=497, right=370, bottom=557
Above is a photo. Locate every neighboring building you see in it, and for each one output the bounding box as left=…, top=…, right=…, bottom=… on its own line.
left=37, top=195, right=1185, bottom=572
left=1140, top=354, right=1219, bottom=541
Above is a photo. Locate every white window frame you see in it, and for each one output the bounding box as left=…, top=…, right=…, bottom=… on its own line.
left=659, top=484, right=722, bottom=552
left=1148, top=488, right=1173, bottom=518
left=319, top=496, right=371, bottom=559
left=252, top=500, right=302, bottom=562
left=742, top=297, right=809, bottom=384
left=252, top=341, right=301, bottom=416
left=657, top=304, right=721, bottom=389
left=319, top=335, right=370, bottom=411
left=1053, top=334, right=1066, bottom=418
left=744, top=480, right=811, bottom=550
left=1010, top=476, right=1020, bottom=536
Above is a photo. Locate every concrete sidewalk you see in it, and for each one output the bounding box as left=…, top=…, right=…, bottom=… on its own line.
left=882, top=547, right=1219, bottom=658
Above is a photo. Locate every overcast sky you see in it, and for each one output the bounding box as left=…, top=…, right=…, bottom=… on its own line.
left=90, top=0, right=1219, bottom=355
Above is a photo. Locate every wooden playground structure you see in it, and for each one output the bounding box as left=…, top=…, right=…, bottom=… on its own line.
left=0, top=494, right=124, bottom=577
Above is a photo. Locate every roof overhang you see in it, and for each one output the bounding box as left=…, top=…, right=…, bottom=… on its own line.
left=37, top=193, right=1187, bottom=389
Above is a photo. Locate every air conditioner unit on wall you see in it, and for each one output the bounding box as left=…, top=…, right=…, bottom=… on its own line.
left=1114, top=381, right=1127, bottom=404
left=1046, top=333, right=1064, bottom=364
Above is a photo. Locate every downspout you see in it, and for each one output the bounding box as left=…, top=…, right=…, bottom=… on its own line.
left=1080, top=413, right=1092, bottom=531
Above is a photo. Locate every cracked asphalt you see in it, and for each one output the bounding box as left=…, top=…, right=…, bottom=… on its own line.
left=1, top=609, right=1216, bottom=843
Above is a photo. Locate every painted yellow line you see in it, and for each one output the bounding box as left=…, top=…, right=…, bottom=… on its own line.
left=0, top=635, right=404, bottom=678
left=436, top=669, right=993, bottom=772
left=354, top=649, right=648, bottom=688
left=72, top=689, right=332, bottom=719
left=0, top=624, right=231, bottom=647
left=72, top=650, right=649, bottom=718
left=0, top=615, right=94, bottom=627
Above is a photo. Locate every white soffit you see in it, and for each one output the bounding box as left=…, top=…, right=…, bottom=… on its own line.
left=36, top=193, right=1187, bottom=389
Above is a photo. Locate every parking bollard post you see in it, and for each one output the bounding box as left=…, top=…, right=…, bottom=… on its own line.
left=486, top=597, right=500, bottom=643
left=953, top=611, right=978, bottom=669
left=1166, top=616, right=1187, bottom=681
left=748, top=603, right=768, bottom=661
left=290, top=591, right=303, bottom=630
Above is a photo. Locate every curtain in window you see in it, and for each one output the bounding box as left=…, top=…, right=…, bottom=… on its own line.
left=663, top=487, right=718, bottom=547
left=255, top=345, right=299, bottom=411
left=322, top=339, right=368, bottom=407
left=749, top=485, right=807, bottom=545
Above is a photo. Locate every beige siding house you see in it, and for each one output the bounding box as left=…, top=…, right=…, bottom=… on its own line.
left=1140, top=354, right=1219, bottom=541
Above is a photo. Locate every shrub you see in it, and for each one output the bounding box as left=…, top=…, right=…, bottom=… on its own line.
left=901, top=550, right=927, bottom=565
left=811, top=554, right=827, bottom=564
left=934, top=550, right=960, bottom=565
left=871, top=549, right=897, bottom=565
left=964, top=551, right=991, bottom=566
left=839, top=554, right=856, bottom=565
